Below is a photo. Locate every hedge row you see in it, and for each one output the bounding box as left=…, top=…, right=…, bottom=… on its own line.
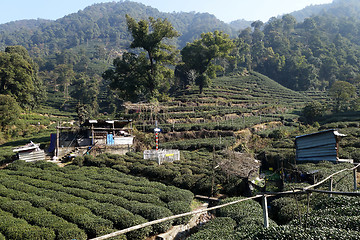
left=0, top=178, right=115, bottom=238
left=0, top=162, right=195, bottom=239
left=0, top=181, right=141, bottom=240
left=73, top=151, right=248, bottom=197
left=4, top=163, right=192, bottom=205
left=0, top=195, right=87, bottom=240
left=0, top=172, right=173, bottom=234
left=0, top=208, right=55, bottom=240
left=187, top=217, right=237, bottom=240
left=253, top=226, right=360, bottom=240
left=216, top=197, right=263, bottom=224
left=270, top=197, right=308, bottom=224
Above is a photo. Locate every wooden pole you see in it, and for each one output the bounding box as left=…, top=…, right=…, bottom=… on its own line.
left=56, top=122, right=60, bottom=157
left=91, top=124, right=94, bottom=146
left=305, top=192, right=311, bottom=230
left=262, top=195, right=269, bottom=228
left=329, top=177, right=333, bottom=197
left=354, top=168, right=358, bottom=191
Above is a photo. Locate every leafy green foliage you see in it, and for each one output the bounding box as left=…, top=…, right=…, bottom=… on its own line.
left=329, top=81, right=357, bottom=112
left=302, top=101, right=326, bottom=123
left=216, top=197, right=263, bottom=224
left=181, top=31, right=235, bottom=93
left=0, top=94, right=21, bottom=129
left=0, top=208, right=56, bottom=240
left=237, top=2, right=360, bottom=93
left=253, top=226, right=360, bottom=240
left=270, top=197, right=308, bottom=224
left=0, top=46, right=45, bottom=109
left=0, top=161, right=194, bottom=239
left=187, top=217, right=237, bottom=240
left=105, top=15, right=179, bottom=101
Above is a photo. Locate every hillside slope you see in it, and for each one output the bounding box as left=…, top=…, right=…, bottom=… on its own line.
left=0, top=1, right=235, bottom=56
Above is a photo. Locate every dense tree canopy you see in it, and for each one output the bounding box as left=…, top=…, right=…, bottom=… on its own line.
left=0, top=94, right=21, bottom=129
left=329, top=81, right=357, bottom=112
left=237, top=11, right=360, bottom=91
left=180, top=31, right=235, bottom=93
left=104, top=15, right=179, bottom=102
left=0, top=46, right=45, bottom=109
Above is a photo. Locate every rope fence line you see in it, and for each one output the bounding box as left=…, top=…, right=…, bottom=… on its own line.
left=90, top=163, right=360, bottom=240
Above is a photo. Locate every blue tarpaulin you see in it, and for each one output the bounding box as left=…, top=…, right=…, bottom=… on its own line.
left=107, top=134, right=114, bottom=145
left=48, top=133, right=56, bottom=152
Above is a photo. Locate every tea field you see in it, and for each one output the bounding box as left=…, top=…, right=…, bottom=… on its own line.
left=0, top=161, right=193, bottom=240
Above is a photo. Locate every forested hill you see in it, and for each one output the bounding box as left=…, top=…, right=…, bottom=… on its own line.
left=238, top=0, right=360, bottom=91
left=0, top=1, right=235, bottom=56
left=290, top=0, right=360, bottom=22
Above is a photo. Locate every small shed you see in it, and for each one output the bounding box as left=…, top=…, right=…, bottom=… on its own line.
left=144, top=149, right=180, bottom=165
left=13, top=141, right=45, bottom=162
left=51, top=119, right=134, bottom=159
left=295, top=129, right=347, bottom=162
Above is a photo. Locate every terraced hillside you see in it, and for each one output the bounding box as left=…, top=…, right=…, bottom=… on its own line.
left=129, top=71, right=310, bottom=151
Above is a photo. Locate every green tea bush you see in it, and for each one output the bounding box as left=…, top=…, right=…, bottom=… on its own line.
left=0, top=209, right=56, bottom=240
left=0, top=196, right=87, bottom=240
left=73, top=156, right=85, bottom=167
left=216, top=197, right=263, bottom=224
left=270, top=197, right=308, bottom=224
left=235, top=216, right=277, bottom=239
left=291, top=215, right=360, bottom=232
left=167, top=201, right=191, bottom=225
left=127, top=202, right=173, bottom=233
left=159, top=187, right=194, bottom=204
left=188, top=217, right=237, bottom=240
left=253, top=225, right=360, bottom=240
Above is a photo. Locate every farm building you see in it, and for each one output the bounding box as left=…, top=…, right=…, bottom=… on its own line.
left=13, top=141, right=45, bottom=162
left=295, top=129, right=351, bottom=163
left=144, top=149, right=181, bottom=165
left=50, top=119, right=134, bottom=159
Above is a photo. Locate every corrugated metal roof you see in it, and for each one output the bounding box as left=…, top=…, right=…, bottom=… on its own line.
left=295, top=129, right=346, bottom=139
left=18, top=150, right=45, bottom=162
left=295, top=130, right=345, bottom=162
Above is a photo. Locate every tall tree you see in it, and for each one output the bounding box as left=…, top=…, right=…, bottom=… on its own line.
left=181, top=31, right=235, bottom=93
left=0, top=94, right=21, bottom=130
left=70, top=73, right=99, bottom=118
left=329, top=81, right=357, bottom=112
left=125, top=14, right=179, bottom=99
left=0, top=46, right=45, bottom=109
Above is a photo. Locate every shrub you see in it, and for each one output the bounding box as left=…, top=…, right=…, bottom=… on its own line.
left=235, top=216, right=277, bottom=239
left=253, top=226, right=360, bottom=240
left=188, top=217, right=237, bottom=240
left=73, top=156, right=85, bottom=167
left=167, top=201, right=191, bottom=225
left=159, top=187, right=194, bottom=204
left=127, top=202, right=173, bottom=233
left=0, top=209, right=56, bottom=240
left=270, top=197, right=308, bottom=224
left=217, top=197, right=262, bottom=224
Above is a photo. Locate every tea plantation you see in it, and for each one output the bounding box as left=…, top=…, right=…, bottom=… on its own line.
left=0, top=71, right=359, bottom=239
left=0, top=161, right=193, bottom=240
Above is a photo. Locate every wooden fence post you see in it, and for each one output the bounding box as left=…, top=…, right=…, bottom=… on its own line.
left=354, top=168, right=358, bottom=191
left=262, top=195, right=269, bottom=228
left=329, top=177, right=333, bottom=197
